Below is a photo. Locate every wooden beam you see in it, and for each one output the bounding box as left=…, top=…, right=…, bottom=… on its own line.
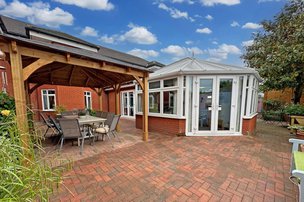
left=85, top=77, right=90, bottom=86
left=9, top=41, right=29, bottom=149
left=29, top=83, right=42, bottom=94
left=23, top=59, right=53, bottom=81
left=83, top=68, right=113, bottom=86
left=66, top=53, right=70, bottom=62
left=17, top=45, right=146, bottom=77
left=133, top=75, right=144, bottom=89
left=69, top=65, right=75, bottom=85
left=142, top=76, right=149, bottom=141
left=97, top=88, right=103, bottom=111
left=114, top=84, right=121, bottom=131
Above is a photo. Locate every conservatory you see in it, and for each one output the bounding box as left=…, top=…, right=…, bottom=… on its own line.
left=135, top=57, right=262, bottom=136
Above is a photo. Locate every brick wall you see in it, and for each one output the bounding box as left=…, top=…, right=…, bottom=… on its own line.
left=242, top=114, right=257, bottom=135
left=31, top=85, right=101, bottom=120
left=136, top=114, right=186, bottom=135
left=0, top=61, right=13, bottom=95
left=264, top=89, right=304, bottom=104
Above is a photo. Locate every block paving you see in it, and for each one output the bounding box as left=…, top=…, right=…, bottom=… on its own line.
left=50, top=120, right=298, bottom=201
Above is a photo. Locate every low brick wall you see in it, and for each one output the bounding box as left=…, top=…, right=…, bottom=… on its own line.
left=136, top=115, right=186, bottom=135
left=242, top=114, right=257, bottom=135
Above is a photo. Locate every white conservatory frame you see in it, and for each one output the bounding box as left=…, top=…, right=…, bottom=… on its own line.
left=136, top=58, right=261, bottom=136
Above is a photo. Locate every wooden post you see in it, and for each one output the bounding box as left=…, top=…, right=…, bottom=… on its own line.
left=142, top=76, right=149, bottom=141
left=114, top=84, right=121, bottom=131
left=9, top=41, right=29, bottom=147
left=98, top=88, right=103, bottom=111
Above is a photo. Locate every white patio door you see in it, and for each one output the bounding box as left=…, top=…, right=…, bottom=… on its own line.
left=121, top=91, right=135, bottom=118
left=193, top=76, right=237, bottom=135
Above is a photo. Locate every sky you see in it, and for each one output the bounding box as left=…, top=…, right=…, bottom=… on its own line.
left=0, top=0, right=287, bottom=66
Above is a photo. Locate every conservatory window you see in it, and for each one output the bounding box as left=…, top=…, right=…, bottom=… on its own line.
left=137, top=93, right=142, bottom=112
left=149, top=81, right=160, bottom=89
left=149, top=92, right=160, bottom=113
left=164, top=78, right=178, bottom=87
left=163, top=90, right=177, bottom=114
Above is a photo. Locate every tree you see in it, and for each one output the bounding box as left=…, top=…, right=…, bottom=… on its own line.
left=242, top=0, right=304, bottom=104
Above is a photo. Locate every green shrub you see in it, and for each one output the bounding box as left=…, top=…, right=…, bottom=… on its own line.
left=284, top=104, right=304, bottom=116
left=264, top=99, right=284, bottom=111
left=262, top=110, right=284, bottom=121
left=0, top=109, right=64, bottom=201
left=0, top=92, right=15, bottom=122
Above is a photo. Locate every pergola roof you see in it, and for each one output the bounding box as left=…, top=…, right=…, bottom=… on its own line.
left=0, top=15, right=152, bottom=88
left=150, top=57, right=262, bottom=81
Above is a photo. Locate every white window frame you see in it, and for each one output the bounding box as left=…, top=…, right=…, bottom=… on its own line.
left=136, top=76, right=182, bottom=118
left=84, top=91, right=92, bottom=109
left=41, top=89, right=56, bottom=111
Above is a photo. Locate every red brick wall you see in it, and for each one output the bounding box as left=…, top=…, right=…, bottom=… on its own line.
left=31, top=85, right=101, bottom=120
left=242, top=114, right=257, bottom=135
left=264, top=89, right=304, bottom=104
left=136, top=114, right=186, bottom=135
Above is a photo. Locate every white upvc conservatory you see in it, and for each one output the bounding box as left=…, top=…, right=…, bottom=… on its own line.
left=136, top=57, right=262, bottom=136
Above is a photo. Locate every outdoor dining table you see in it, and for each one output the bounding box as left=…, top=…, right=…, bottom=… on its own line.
left=77, top=115, right=106, bottom=140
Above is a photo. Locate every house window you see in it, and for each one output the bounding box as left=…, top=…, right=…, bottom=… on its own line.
left=149, top=81, right=160, bottom=89
left=163, top=90, right=177, bottom=114
left=149, top=92, right=160, bottom=113
left=164, top=78, right=177, bottom=87
left=84, top=91, right=92, bottom=109
left=1, top=71, right=7, bottom=92
left=42, top=90, right=56, bottom=111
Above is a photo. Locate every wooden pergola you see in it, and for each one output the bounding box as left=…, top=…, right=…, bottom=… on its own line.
left=0, top=38, right=150, bottom=148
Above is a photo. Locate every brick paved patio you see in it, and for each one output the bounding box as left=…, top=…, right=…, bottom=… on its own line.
left=50, top=119, right=298, bottom=201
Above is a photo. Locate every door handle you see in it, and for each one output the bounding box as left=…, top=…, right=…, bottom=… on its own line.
left=208, top=106, right=213, bottom=111
left=218, top=105, right=222, bottom=111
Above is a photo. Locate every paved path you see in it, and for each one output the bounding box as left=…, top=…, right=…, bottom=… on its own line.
left=51, top=120, right=297, bottom=201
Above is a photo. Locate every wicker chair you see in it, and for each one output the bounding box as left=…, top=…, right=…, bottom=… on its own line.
left=58, top=118, right=86, bottom=155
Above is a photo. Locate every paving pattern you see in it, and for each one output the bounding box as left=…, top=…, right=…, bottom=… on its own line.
left=50, top=120, right=298, bottom=201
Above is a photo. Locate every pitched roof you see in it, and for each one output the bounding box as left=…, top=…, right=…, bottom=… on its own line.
left=0, top=15, right=150, bottom=68
left=150, top=57, right=262, bottom=80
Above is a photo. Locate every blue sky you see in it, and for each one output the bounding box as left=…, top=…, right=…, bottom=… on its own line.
left=0, top=0, right=286, bottom=66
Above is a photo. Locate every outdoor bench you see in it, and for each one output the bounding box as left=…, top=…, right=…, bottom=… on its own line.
left=289, top=138, right=304, bottom=201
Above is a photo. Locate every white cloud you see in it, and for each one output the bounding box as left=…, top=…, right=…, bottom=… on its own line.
left=53, top=0, right=114, bottom=11
left=242, top=22, right=262, bottom=29
left=119, top=24, right=158, bottom=45
left=161, top=45, right=204, bottom=58
left=205, top=14, right=213, bottom=20
left=99, top=24, right=157, bottom=45
left=212, top=41, right=218, bottom=45
left=230, top=21, right=240, bottom=27
left=171, top=0, right=194, bottom=4
left=206, top=43, right=241, bottom=61
left=0, top=1, right=73, bottom=27
left=196, top=27, right=212, bottom=34
left=258, top=0, right=281, bottom=2
left=127, top=49, right=159, bottom=59
left=0, top=0, right=6, bottom=8
left=158, top=3, right=194, bottom=21
left=99, top=34, right=116, bottom=44
left=242, top=40, right=254, bottom=47
left=200, top=0, right=240, bottom=6
left=185, top=40, right=193, bottom=45
left=80, top=26, right=98, bottom=37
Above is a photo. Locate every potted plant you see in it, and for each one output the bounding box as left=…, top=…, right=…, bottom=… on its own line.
left=78, top=110, right=87, bottom=119
left=55, top=105, right=66, bottom=117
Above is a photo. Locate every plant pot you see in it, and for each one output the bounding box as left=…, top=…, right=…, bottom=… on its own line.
left=79, top=115, right=86, bottom=119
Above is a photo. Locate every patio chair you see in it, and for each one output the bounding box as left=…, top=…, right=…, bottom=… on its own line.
left=94, top=115, right=121, bottom=147
left=95, top=111, right=108, bottom=119
left=48, top=116, right=62, bottom=143
left=40, top=112, right=56, bottom=137
left=289, top=138, right=304, bottom=202
left=58, top=118, right=86, bottom=155
left=104, top=112, right=115, bottom=128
